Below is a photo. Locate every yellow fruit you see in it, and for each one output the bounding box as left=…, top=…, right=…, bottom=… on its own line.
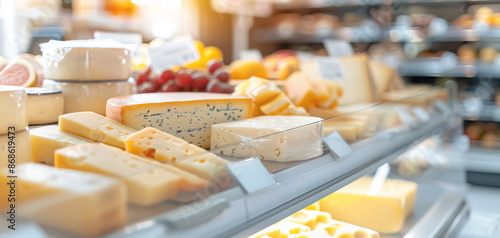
left=230, top=60, right=268, bottom=79
left=203, top=46, right=223, bottom=61
left=183, top=59, right=206, bottom=69
left=193, top=40, right=205, bottom=54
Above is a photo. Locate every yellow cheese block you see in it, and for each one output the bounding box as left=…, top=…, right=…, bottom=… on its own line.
left=304, top=202, right=321, bottom=211
left=106, top=92, right=252, bottom=149
left=275, top=220, right=311, bottom=237
left=0, top=129, right=31, bottom=171
left=59, top=111, right=137, bottom=149
left=318, top=81, right=342, bottom=109
left=369, top=60, right=394, bottom=98
left=281, top=105, right=309, bottom=116
left=246, top=80, right=282, bottom=105
left=55, top=143, right=208, bottom=206
left=260, top=93, right=292, bottom=115
left=310, top=80, right=331, bottom=104
left=30, top=125, right=94, bottom=165
left=319, top=177, right=418, bottom=233
left=286, top=209, right=332, bottom=230
left=285, top=72, right=317, bottom=110
left=0, top=163, right=127, bottom=236
left=323, top=124, right=357, bottom=141
left=125, top=127, right=229, bottom=180
left=316, top=219, right=380, bottom=238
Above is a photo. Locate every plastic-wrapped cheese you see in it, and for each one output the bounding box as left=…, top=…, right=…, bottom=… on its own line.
left=25, top=88, right=64, bottom=125
left=0, top=128, right=31, bottom=170
left=0, top=86, right=28, bottom=134
left=43, top=79, right=135, bottom=115
left=211, top=116, right=323, bottom=162
left=40, top=39, right=132, bottom=80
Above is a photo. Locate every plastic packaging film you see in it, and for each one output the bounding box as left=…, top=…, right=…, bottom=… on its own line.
left=40, top=39, right=134, bottom=81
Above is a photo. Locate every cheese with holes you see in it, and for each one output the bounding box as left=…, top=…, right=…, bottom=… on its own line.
left=30, top=125, right=94, bottom=165
left=286, top=210, right=332, bottom=230
left=125, top=127, right=229, bottom=180
left=319, top=177, right=418, bottom=233
left=40, top=39, right=132, bottom=80
left=107, top=92, right=252, bottom=149
left=0, top=163, right=127, bottom=236
left=288, top=230, right=330, bottom=238
left=316, top=220, right=380, bottom=238
left=25, top=88, right=64, bottom=125
left=0, top=86, right=28, bottom=134
left=304, top=202, right=321, bottom=211
left=249, top=224, right=282, bottom=238
left=59, top=111, right=136, bottom=149
left=276, top=220, right=311, bottom=236
left=0, top=129, right=31, bottom=170
left=55, top=143, right=208, bottom=206
left=43, top=79, right=135, bottom=115
left=211, top=116, right=323, bottom=162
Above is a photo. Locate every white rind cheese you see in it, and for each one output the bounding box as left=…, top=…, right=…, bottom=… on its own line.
left=211, top=116, right=324, bottom=162
left=25, top=88, right=64, bottom=125
left=0, top=86, right=28, bottom=134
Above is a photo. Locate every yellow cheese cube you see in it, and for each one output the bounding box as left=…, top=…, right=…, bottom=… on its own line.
left=59, top=111, right=136, bottom=149
left=285, top=72, right=317, bottom=110
left=260, top=93, right=291, bottom=115
left=309, top=80, right=331, bottom=103
left=0, top=163, right=127, bottom=236
left=55, top=143, right=208, bottom=206
left=30, top=125, right=94, bottom=165
left=319, top=177, right=417, bottom=233
left=125, top=127, right=229, bottom=180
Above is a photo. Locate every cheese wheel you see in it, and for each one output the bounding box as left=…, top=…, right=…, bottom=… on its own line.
left=25, top=87, right=64, bottom=125
left=0, top=86, right=28, bottom=134
left=40, top=40, right=132, bottom=80
left=0, top=128, right=31, bottom=170
left=43, top=79, right=135, bottom=115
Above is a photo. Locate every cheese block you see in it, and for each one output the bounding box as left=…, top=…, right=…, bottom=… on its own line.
left=55, top=143, right=208, bottom=206
left=0, top=128, right=31, bottom=170
left=30, top=125, right=94, bottom=165
left=107, top=92, right=253, bottom=149
left=59, top=111, right=137, bottom=149
left=323, top=124, right=357, bottom=141
left=0, top=163, right=127, bottom=236
left=25, top=88, right=64, bottom=125
left=319, top=177, right=418, bottom=233
left=40, top=39, right=132, bottom=80
left=369, top=60, right=394, bottom=97
left=315, top=81, right=342, bottom=109
left=211, top=116, right=323, bottom=162
left=281, top=105, right=309, bottom=116
left=285, top=72, right=318, bottom=110
left=125, top=127, right=229, bottom=180
left=275, top=220, right=311, bottom=237
left=260, top=93, right=292, bottom=115
left=43, top=79, right=135, bottom=115
left=0, top=86, right=28, bottom=134
left=286, top=209, right=332, bottom=230
left=316, top=220, right=380, bottom=238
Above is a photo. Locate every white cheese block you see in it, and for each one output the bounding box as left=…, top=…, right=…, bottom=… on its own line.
left=0, top=86, right=28, bottom=134
left=25, top=88, right=64, bottom=125
left=107, top=92, right=253, bottom=149
left=0, top=163, right=127, bottom=236
left=43, top=79, right=135, bottom=115
left=0, top=128, right=31, bottom=171
left=40, top=39, right=132, bottom=80
left=211, top=116, right=323, bottom=162
left=30, top=125, right=94, bottom=165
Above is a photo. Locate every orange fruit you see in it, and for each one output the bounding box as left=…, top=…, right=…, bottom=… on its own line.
left=230, top=60, right=268, bottom=79
left=0, top=56, right=36, bottom=87
left=193, top=40, right=205, bottom=54
left=203, top=46, right=223, bottom=61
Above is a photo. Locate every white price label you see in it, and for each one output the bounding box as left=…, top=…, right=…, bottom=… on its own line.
left=323, top=131, right=352, bottom=159
left=94, top=31, right=142, bottom=46
left=147, top=38, right=200, bottom=72
left=412, top=106, right=430, bottom=122
left=316, top=57, right=346, bottom=80
left=323, top=40, right=354, bottom=57
left=239, top=49, right=263, bottom=61
left=396, top=106, right=415, bottom=126
left=227, top=158, right=275, bottom=194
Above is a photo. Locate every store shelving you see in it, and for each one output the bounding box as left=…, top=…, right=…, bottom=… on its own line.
left=272, top=0, right=500, bottom=10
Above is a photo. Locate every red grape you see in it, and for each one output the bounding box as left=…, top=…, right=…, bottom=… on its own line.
left=161, top=81, right=180, bottom=92
left=138, top=81, right=156, bottom=93
left=213, top=69, right=230, bottom=83
left=158, top=70, right=175, bottom=84
left=192, top=73, right=210, bottom=89
left=175, top=72, right=192, bottom=88
left=222, top=85, right=235, bottom=94
left=136, top=74, right=149, bottom=86
left=207, top=59, right=224, bottom=74
left=207, top=80, right=224, bottom=93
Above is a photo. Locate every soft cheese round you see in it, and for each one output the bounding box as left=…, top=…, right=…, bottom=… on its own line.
left=25, top=87, right=64, bottom=125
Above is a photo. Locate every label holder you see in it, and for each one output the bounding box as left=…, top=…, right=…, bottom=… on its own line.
left=323, top=131, right=352, bottom=159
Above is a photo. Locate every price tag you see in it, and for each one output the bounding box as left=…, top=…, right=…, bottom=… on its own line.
left=323, top=40, right=354, bottom=57
left=412, top=106, right=430, bottom=122
left=147, top=38, right=200, bottom=72
left=239, top=49, right=263, bottom=61
left=94, top=31, right=142, bottom=46
left=315, top=57, right=346, bottom=80
left=323, top=131, right=352, bottom=159
left=396, top=106, right=415, bottom=126
left=227, top=158, right=275, bottom=194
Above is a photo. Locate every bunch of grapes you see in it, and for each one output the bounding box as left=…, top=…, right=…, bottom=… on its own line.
left=136, top=59, right=233, bottom=94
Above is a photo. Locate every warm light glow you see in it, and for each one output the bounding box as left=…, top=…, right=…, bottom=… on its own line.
left=131, top=0, right=151, bottom=5
left=163, top=0, right=182, bottom=12
left=152, top=19, right=178, bottom=39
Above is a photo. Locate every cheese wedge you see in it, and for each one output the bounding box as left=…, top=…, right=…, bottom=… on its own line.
left=317, top=81, right=342, bottom=109
left=260, top=93, right=292, bottom=115
left=0, top=163, right=127, bottom=236
left=285, top=72, right=317, bottom=110
left=125, top=127, right=229, bottom=180
left=55, top=143, right=208, bottom=206
left=369, top=60, right=394, bottom=97
left=59, top=111, right=136, bottom=149
left=319, top=177, right=417, bottom=233
left=107, top=92, right=252, bottom=149
left=30, top=125, right=94, bottom=165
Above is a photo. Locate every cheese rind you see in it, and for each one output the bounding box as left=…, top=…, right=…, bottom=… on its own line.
left=211, top=116, right=323, bottom=162
left=0, top=128, right=31, bottom=170
left=0, top=86, right=28, bottom=134
left=25, top=88, right=64, bottom=125
left=125, top=127, right=229, bottom=180
left=319, top=177, right=417, bottom=233
left=55, top=143, right=208, bottom=206
left=107, top=92, right=252, bottom=149
left=59, top=111, right=137, bottom=149
left=43, top=79, right=135, bottom=115
left=0, top=163, right=127, bottom=236
left=30, top=125, right=94, bottom=165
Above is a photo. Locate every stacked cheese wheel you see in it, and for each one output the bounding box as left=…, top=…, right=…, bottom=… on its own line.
left=40, top=40, right=136, bottom=115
